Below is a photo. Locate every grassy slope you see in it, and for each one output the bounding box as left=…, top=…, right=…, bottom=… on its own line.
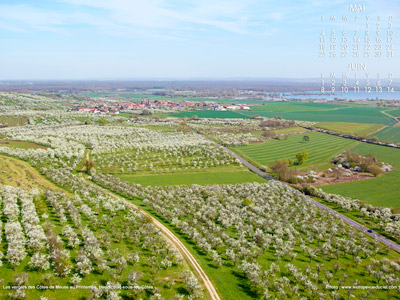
left=315, top=122, right=384, bottom=136
left=322, top=143, right=400, bottom=208
left=117, top=170, right=266, bottom=186
left=0, top=155, right=63, bottom=192
left=230, top=132, right=358, bottom=169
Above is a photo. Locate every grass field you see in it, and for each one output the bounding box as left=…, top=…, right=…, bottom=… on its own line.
left=322, top=142, right=400, bottom=209
left=0, top=155, right=59, bottom=191
left=231, top=132, right=358, bottom=169
left=315, top=122, right=384, bottom=136
left=371, top=126, right=400, bottom=143
left=117, top=169, right=266, bottom=186
left=242, top=105, right=395, bottom=125
left=0, top=139, right=46, bottom=150
left=172, top=110, right=250, bottom=119
left=249, top=102, right=343, bottom=112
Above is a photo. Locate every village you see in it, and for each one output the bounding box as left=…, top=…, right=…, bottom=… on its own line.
left=74, top=99, right=251, bottom=114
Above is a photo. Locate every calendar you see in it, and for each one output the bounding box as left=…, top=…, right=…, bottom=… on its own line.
left=319, top=4, right=396, bottom=94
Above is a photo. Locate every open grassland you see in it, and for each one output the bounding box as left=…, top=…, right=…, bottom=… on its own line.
left=231, top=132, right=358, bottom=169
left=117, top=169, right=266, bottom=186
left=371, top=126, right=400, bottom=143
left=242, top=105, right=395, bottom=125
left=315, top=122, right=384, bottom=136
left=322, top=143, right=400, bottom=209
left=173, top=110, right=250, bottom=119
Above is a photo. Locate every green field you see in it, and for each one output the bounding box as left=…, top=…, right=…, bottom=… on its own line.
left=249, top=102, right=343, bottom=112
left=316, top=122, right=384, bottom=136
left=117, top=170, right=266, bottom=186
left=371, top=126, right=400, bottom=143
left=242, top=105, right=395, bottom=125
left=388, top=108, right=400, bottom=117
left=173, top=110, right=250, bottom=119
left=231, top=132, right=358, bottom=169
left=0, top=139, right=46, bottom=150
left=322, top=143, right=400, bottom=208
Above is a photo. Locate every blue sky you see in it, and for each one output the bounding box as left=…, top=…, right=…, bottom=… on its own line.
left=0, top=0, right=399, bottom=79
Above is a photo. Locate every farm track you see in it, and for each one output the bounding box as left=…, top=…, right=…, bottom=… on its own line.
left=194, top=132, right=400, bottom=253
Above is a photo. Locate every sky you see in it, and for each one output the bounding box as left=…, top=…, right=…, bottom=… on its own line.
left=0, top=0, right=399, bottom=80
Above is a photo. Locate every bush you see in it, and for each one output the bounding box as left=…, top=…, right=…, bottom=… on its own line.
left=367, top=164, right=384, bottom=177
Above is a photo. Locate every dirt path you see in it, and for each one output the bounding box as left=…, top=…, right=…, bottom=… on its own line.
left=85, top=176, right=221, bottom=300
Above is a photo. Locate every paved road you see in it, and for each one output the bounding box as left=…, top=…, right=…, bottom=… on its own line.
left=85, top=175, right=221, bottom=300
left=196, top=132, right=400, bottom=253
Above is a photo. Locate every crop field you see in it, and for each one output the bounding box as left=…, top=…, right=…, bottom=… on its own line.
left=315, top=122, right=384, bottom=136
left=173, top=110, right=250, bottom=119
left=241, top=106, right=395, bottom=125
left=388, top=109, right=400, bottom=117
left=248, top=102, right=344, bottom=112
left=322, top=142, right=400, bottom=209
left=371, top=126, right=400, bottom=143
left=231, top=132, right=358, bottom=169
left=117, top=168, right=266, bottom=186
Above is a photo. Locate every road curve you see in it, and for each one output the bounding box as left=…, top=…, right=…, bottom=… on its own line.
left=84, top=175, right=221, bottom=300
left=196, top=132, right=400, bottom=253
